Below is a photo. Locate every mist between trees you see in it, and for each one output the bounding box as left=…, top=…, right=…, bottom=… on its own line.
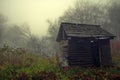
left=0, top=0, right=120, bottom=56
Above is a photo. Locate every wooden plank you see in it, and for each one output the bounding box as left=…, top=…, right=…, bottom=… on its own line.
left=68, top=57, right=92, bottom=59
left=100, top=40, right=112, bottom=66
left=69, top=51, right=89, bottom=53
left=68, top=63, right=93, bottom=67
left=68, top=54, right=92, bottom=57
left=68, top=53, right=91, bottom=55
left=68, top=58, right=93, bottom=60
left=68, top=62, right=93, bottom=65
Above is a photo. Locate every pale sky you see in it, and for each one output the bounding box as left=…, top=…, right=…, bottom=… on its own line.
left=0, top=0, right=74, bottom=36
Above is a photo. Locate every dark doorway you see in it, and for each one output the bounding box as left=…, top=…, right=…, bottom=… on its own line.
left=91, top=40, right=101, bottom=67
left=68, top=38, right=93, bottom=66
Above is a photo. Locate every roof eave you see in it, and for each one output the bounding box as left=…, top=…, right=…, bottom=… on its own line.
left=67, top=35, right=115, bottom=39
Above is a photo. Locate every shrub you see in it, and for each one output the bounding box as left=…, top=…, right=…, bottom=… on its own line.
left=0, top=46, right=120, bottom=80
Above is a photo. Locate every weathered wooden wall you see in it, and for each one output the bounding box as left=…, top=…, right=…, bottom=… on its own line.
left=67, top=38, right=93, bottom=67
left=59, top=37, right=112, bottom=67
left=100, top=39, right=112, bottom=66
left=59, top=40, right=69, bottom=66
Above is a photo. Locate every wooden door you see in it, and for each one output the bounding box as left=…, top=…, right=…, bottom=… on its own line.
left=68, top=38, right=93, bottom=66
left=91, top=41, right=101, bottom=67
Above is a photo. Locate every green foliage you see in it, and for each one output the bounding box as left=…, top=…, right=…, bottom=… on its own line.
left=0, top=46, right=120, bottom=80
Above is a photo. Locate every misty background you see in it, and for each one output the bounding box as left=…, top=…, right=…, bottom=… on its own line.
left=0, top=0, right=120, bottom=56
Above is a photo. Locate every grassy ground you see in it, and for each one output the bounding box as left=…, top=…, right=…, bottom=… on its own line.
left=0, top=46, right=120, bottom=80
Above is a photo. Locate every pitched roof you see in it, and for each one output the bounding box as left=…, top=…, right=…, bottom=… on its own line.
left=56, top=22, right=115, bottom=42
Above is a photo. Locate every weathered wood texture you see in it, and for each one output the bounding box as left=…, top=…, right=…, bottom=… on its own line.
left=67, top=38, right=93, bottom=66
left=56, top=23, right=115, bottom=67
left=100, top=40, right=112, bottom=66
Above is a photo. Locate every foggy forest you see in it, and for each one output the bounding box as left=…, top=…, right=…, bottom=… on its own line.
left=0, top=0, right=120, bottom=80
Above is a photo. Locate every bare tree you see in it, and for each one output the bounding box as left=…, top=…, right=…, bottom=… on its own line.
left=46, top=20, right=60, bottom=55
left=0, top=14, right=43, bottom=54
left=27, top=35, right=42, bottom=53
left=108, top=1, right=120, bottom=39
left=46, top=0, right=109, bottom=55
left=2, top=24, right=32, bottom=48
left=59, top=0, right=109, bottom=26
left=0, top=14, right=7, bottom=45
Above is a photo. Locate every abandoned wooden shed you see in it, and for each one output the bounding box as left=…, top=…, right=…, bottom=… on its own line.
left=56, top=22, right=115, bottom=67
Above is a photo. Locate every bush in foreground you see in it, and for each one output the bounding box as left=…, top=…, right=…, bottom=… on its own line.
left=0, top=46, right=120, bottom=80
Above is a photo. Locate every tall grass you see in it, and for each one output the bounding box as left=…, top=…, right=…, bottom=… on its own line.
left=0, top=45, right=120, bottom=80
